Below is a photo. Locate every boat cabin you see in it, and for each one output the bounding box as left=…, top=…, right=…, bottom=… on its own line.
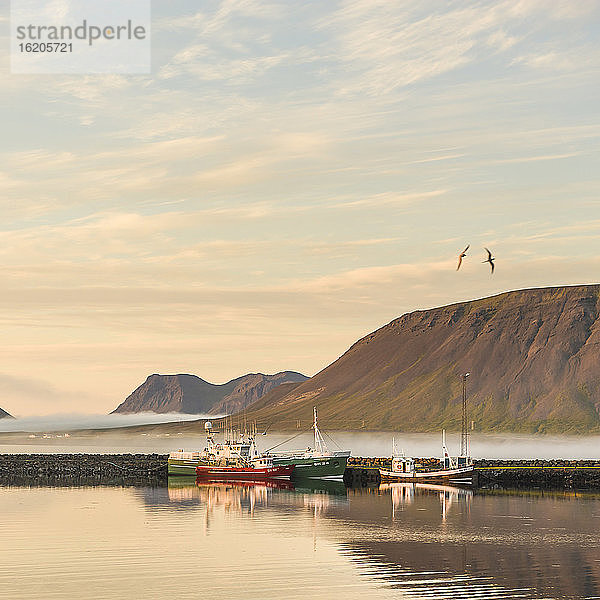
left=169, top=450, right=201, bottom=461
left=442, top=454, right=473, bottom=469
left=391, top=455, right=415, bottom=474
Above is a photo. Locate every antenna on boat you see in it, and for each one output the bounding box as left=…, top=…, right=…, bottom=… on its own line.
left=204, top=420, right=213, bottom=447
left=461, top=372, right=470, bottom=458
left=313, top=406, right=328, bottom=454
left=442, top=428, right=451, bottom=469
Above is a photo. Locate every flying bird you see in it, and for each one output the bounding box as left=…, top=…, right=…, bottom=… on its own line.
left=456, top=244, right=469, bottom=271
left=483, top=247, right=495, bottom=273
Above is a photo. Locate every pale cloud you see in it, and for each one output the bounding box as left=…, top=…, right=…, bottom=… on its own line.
left=298, top=262, right=446, bottom=294
left=160, top=50, right=317, bottom=82
left=511, top=51, right=591, bottom=71
left=156, top=1, right=310, bottom=82
left=160, top=52, right=282, bottom=81
left=0, top=373, right=93, bottom=417
left=320, top=0, right=598, bottom=96
left=493, top=152, right=581, bottom=164
left=320, top=1, right=491, bottom=94
left=487, top=30, right=519, bottom=53
left=332, top=190, right=447, bottom=209
left=406, top=154, right=466, bottom=165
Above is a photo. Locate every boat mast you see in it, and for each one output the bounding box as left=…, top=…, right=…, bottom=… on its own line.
left=460, top=372, right=470, bottom=457
left=313, top=406, right=327, bottom=454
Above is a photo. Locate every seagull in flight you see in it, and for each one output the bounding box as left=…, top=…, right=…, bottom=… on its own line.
left=483, top=248, right=495, bottom=274
left=456, top=245, right=469, bottom=271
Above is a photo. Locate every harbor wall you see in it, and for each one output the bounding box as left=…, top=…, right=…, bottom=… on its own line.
left=1, top=454, right=600, bottom=489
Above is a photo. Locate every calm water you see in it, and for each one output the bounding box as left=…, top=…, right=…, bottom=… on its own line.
left=1, top=480, right=599, bottom=600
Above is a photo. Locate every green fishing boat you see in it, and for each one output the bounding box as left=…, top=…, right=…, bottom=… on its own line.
left=167, top=450, right=202, bottom=476
left=269, top=407, right=350, bottom=480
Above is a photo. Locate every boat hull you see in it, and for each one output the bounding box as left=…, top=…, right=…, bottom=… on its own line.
left=196, top=464, right=294, bottom=480
left=168, top=457, right=200, bottom=476
left=272, top=454, right=349, bottom=479
left=380, top=465, right=474, bottom=483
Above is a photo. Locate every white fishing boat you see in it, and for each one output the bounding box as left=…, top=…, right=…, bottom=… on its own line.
left=379, top=430, right=474, bottom=483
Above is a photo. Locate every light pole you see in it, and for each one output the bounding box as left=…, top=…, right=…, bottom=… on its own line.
left=461, top=372, right=470, bottom=457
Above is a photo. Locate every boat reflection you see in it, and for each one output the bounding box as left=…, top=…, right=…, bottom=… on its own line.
left=381, top=481, right=472, bottom=521
left=166, top=476, right=348, bottom=512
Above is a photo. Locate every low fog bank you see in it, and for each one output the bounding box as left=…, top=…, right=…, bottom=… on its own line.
left=0, top=427, right=598, bottom=459
left=0, top=413, right=211, bottom=433
left=326, top=432, right=600, bottom=460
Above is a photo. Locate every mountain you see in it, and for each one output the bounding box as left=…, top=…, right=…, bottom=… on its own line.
left=111, top=371, right=308, bottom=415
left=0, top=407, right=13, bottom=419
left=243, top=285, right=600, bottom=434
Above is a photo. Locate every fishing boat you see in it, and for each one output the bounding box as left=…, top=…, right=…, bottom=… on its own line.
left=168, top=421, right=259, bottom=476
left=183, top=422, right=293, bottom=480
left=168, top=450, right=203, bottom=476
left=268, top=407, right=351, bottom=479
left=196, top=459, right=293, bottom=480
left=379, top=430, right=474, bottom=483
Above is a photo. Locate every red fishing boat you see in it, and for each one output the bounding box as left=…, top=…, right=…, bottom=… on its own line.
left=194, top=422, right=294, bottom=480
left=196, top=461, right=294, bottom=480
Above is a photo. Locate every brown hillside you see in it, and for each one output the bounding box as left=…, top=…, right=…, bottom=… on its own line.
left=244, top=285, right=600, bottom=433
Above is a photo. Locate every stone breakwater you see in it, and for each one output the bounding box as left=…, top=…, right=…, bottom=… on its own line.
left=0, top=454, right=168, bottom=487
left=475, top=459, right=600, bottom=489
left=345, top=458, right=600, bottom=489
left=2, top=454, right=600, bottom=489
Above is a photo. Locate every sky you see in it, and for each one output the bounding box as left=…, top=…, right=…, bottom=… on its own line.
left=1, top=0, right=600, bottom=417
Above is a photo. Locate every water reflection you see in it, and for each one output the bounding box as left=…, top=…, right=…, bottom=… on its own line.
left=155, top=478, right=600, bottom=598
left=2, top=477, right=600, bottom=599
left=382, top=482, right=472, bottom=522
left=163, top=476, right=347, bottom=514
left=344, top=486, right=600, bottom=599
left=159, top=479, right=600, bottom=598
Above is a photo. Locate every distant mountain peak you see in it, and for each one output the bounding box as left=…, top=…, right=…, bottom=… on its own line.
left=111, top=371, right=308, bottom=415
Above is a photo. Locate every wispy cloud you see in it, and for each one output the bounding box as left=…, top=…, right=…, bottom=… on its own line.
left=494, top=152, right=581, bottom=164
left=331, top=190, right=447, bottom=209
left=320, top=0, right=599, bottom=97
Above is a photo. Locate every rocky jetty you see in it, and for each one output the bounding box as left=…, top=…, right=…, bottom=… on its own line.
left=0, top=454, right=167, bottom=486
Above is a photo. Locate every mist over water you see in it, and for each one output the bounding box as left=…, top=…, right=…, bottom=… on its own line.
left=0, top=425, right=598, bottom=459
left=0, top=412, right=210, bottom=433
left=328, top=431, right=600, bottom=460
